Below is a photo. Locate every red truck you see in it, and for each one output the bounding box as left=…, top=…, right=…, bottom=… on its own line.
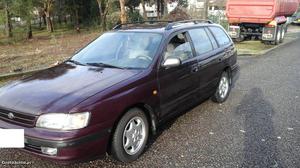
left=226, top=0, right=299, bottom=44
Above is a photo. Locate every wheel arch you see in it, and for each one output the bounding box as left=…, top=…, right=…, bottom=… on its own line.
left=106, top=103, right=158, bottom=154
left=224, top=66, right=232, bottom=85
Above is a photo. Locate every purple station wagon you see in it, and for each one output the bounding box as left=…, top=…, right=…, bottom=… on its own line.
left=0, top=20, right=239, bottom=163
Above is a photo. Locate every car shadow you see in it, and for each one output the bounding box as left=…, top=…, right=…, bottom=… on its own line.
left=235, top=88, right=284, bottom=168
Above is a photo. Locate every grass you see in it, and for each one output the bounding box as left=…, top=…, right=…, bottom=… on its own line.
left=235, top=41, right=274, bottom=55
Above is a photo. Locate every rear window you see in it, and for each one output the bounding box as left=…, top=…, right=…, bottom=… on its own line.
left=209, top=27, right=231, bottom=46
left=188, top=28, right=213, bottom=55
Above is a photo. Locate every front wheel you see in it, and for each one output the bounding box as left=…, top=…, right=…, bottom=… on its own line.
left=212, top=71, right=231, bottom=103
left=111, top=108, right=149, bottom=162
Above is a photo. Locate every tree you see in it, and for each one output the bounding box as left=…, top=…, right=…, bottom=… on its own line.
left=119, top=0, right=126, bottom=23
left=43, top=0, right=54, bottom=32
left=96, top=0, right=113, bottom=31
left=141, top=0, right=147, bottom=19
left=203, top=0, right=209, bottom=19
left=13, top=0, right=36, bottom=39
left=2, top=0, right=13, bottom=37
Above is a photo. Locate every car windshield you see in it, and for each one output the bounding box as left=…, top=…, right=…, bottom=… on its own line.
left=71, top=32, right=163, bottom=69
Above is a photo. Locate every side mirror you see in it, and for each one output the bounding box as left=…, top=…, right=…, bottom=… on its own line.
left=162, top=57, right=181, bottom=68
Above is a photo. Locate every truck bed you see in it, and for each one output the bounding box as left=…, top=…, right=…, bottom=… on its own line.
left=226, top=0, right=299, bottom=24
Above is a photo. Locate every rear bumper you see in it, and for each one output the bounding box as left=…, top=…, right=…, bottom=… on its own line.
left=0, top=120, right=111, bottom=163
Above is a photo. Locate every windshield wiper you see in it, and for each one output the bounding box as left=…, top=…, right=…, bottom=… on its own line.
left=66, top=59, right=86, bottom=66
left=86, top=62, right=124, bottom=69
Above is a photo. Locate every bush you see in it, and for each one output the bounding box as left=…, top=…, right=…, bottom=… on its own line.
left=127, top=10, right=144, bottom=22
left=107, top=11, right=121, bottom=29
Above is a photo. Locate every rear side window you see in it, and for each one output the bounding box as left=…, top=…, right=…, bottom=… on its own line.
left=188, top=28, right=213, bottom=55
left=205, top=28, right=218, bottom=49
left=209, top=27, right=231, bottom=46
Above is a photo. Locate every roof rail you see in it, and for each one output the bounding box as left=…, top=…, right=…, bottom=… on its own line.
left=112, top=19, right=213, bottom=30
left=112, top=20, right=173, bottom=30
left=165, top=19, right=213, bottom=30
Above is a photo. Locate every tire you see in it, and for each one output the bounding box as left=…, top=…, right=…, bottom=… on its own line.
left=272, top=26, right=281, bottom=45
left=211, top=71, right=231, bottom=103
left=279, top=25, right=286, bottom=43
left=111, top=108, right=149, bottom=163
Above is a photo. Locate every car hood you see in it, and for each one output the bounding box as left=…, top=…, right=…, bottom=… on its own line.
left=0, top=63, right=141, bottom=115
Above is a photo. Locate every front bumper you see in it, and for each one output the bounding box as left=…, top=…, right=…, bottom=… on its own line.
left=0, top=120, right=111, bottom=163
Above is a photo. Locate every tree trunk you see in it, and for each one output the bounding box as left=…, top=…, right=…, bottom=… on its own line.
left=204, top=0, right=209, bottom=19
left=57, top=0, right=62, bottom=25
left=42, top=14, right=47, bottom=26
left=96, top=0, right=111, bottom=31
left=119, top=0, right=127, bottom=24
left=39, top=17, right=42, bottom=29
left=141, top=0, right=147, bottom=20
left=45, top=9, right=54, bottom=32
left=44, top=0, right=54, bottom=32
left=96, top=0, right=102, bottom=24
left=45, top=14, right=54, bottom=32
left=27, top=20, right=33, bottom=39
left=4, top=1, right=13, bottom=38
left=64, top=15, right=68, bottom=24
left=72, top=0, right=79, bottom=31
left=101, top=6, right=109, bottom=31
left=156, top=0, right=161, bottom=19
left=163, top=0, right=168, bottom=17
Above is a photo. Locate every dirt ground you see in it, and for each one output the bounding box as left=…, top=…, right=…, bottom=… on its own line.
left=0, top=31, right=100, bottom=75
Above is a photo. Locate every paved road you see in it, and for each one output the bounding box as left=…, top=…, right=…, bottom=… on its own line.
left=1, top=36, right=300, bottom=168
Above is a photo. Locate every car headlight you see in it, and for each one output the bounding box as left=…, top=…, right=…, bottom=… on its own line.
left=36, top=112, right=90, bottom=130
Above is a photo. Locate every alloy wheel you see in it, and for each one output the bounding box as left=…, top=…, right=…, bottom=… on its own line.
left=122, top=116, right=146, bottom=155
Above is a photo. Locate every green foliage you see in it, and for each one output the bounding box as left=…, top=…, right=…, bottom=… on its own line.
left=12, top=0, right=34, bottom=20
left=208, top=14, right=228, bottom=30
left=125, top=0, right=141, bottom=10
left=107, top=11, right=120, bottom=29
left=177, top=0, right=188, bottom=8
left=127, top=10, right=144, bottom=22
left=0, top=10, right=4, bottom=25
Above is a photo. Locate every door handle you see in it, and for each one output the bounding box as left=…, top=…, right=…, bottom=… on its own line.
left=191, top=66, right=199, bottom=73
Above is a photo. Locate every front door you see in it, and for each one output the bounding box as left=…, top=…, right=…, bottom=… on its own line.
left=158, top=32, right=198, bottom=118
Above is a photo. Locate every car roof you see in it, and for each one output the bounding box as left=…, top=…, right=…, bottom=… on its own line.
left=111, top=20, right=218, bottom=34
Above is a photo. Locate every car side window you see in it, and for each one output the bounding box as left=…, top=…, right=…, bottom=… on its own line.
left=209, top=27, right=231, bottom=46
left=188, top=28, right=213, bottom=55
left=205, top=28, right=218, bottom=49
left=164, top=32, right=193, bottom=62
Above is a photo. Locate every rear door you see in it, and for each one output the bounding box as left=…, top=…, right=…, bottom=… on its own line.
left=187, top=27, right=224, bottom=97
left=208, top=26, right=235, bottom=82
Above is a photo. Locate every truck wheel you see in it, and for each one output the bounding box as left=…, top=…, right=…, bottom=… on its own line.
left=111, top=108, right=149, bottom=162
left=272, top=26, right=281, bottom=45
left=233, top=36, right=244, bottom=43
left=279, top=25, right=286, bottom=43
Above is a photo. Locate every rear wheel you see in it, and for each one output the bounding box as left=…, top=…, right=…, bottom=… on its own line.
left=111, top=108, right=149, bottom=162
left=212, top=71, right=231, bottom=103
left=272, top=26, right=281, bottom=45
left=279, top=25, right=286, bottom=43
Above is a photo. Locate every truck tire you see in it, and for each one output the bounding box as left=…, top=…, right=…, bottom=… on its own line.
left=272, top=26, right=281, bottom=45
left=279, top=25, right=286, bottom=43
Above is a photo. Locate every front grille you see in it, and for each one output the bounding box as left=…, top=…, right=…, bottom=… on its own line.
left=0, top=108, right=37, bottom=127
